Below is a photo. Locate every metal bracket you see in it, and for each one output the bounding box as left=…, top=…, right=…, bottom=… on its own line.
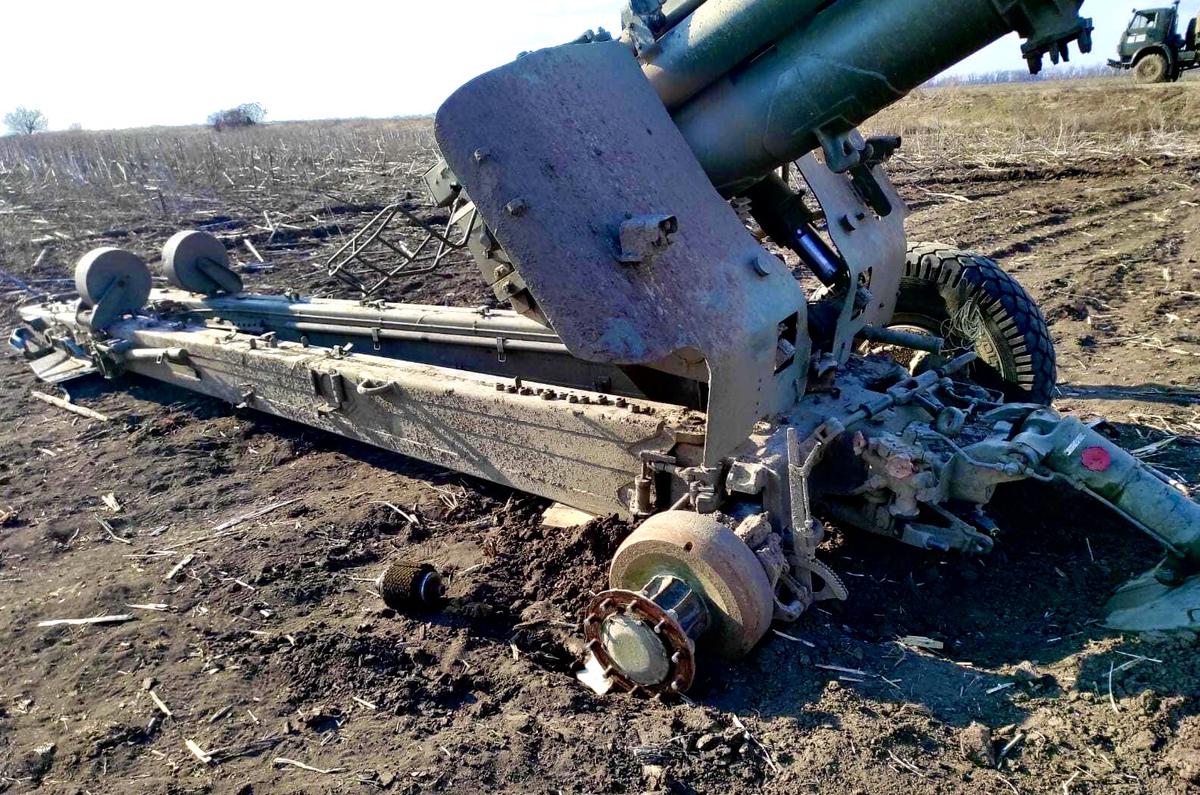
left=310, top=369, right=346, bottom=414
left=617, top=214, right=678, bottom=265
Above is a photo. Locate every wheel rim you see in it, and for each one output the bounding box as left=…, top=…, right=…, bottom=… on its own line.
left=1136, top=57, right=1166, bottom=82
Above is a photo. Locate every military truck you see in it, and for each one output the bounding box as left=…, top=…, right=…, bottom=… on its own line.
left=1109, top=2, right=1200, bottom=82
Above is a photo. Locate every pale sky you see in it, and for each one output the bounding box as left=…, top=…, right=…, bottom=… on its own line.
left=2, top=0, right=1193, bottom=131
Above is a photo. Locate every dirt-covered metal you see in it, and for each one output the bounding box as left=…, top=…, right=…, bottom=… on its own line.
left=162, top=231, right=243, bottom=297
left=434, top=41, right=809, bottom=465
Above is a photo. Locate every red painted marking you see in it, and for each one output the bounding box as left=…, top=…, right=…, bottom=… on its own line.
left=1081, top=446, right=1112, bottom=472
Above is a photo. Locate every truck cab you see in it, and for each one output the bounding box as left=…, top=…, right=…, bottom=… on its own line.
left=1111, top=4, right=1200, bottom=82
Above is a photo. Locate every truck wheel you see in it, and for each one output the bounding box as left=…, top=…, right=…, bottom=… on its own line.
left=1134, top=53, right=1169, bottom=84
left=889, top=244, right=1057, bottom=404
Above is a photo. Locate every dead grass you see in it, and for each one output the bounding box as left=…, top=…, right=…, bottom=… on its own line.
left=0, top=119, right=441, bottom=292
left=0, top=118, right=435, bottom=213
left=3, top=78, right=1198, bottom=291
left=869, top=78, right=1200, bottom=167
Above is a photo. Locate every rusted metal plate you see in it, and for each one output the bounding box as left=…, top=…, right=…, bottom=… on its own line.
left=434, top=41, right=808, bottom=461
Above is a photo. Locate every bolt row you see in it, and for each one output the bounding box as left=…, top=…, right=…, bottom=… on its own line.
left=492, top=380, right=655, bottom=414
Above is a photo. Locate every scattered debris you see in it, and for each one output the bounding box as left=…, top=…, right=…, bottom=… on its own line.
left=30, top=390, right=110, bottom=422
left=273, top=757, right=345, bottom=774
left=148, top=690, right=173, bottom=717
left=541, top=502, right=596, bottom=529
left=997, top=732, right=1025, bottom=767
left=164, top=554, right=195, bottom=581
left=185, top=739, right=213, bottom=765
left=773, top=629, right=816, bottom=647
left=899, top=635, right=945, bottom=651
left=888, top=749, right=927, bottom=778
left=212, top=498, right=300, bottom=533
left=37, top=614, right=135, bottom=628
left=816, top=664, right=870, bottom=677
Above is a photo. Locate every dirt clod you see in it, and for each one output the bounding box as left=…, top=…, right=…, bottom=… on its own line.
left=22, top=743, right=55, bottom=782
left=959, top=722, right=996, bottom=768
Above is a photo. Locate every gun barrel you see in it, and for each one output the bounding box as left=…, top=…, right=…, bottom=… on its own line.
left=651, top=0, right=1090, bottom=192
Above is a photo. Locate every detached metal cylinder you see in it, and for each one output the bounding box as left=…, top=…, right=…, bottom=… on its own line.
left=379, top=560, right=445, bottom=610
left=671, top=0, right=1020, bottom=191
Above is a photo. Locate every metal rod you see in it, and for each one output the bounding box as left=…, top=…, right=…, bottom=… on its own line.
left=858, top=325, right=944, bottom=354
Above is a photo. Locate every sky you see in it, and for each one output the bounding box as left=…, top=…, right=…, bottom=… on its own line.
left=2, top=0, right=1195, bottom=131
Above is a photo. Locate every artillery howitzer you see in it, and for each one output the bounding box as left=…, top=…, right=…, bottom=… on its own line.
left=12, top=0, right=1199, bottom=696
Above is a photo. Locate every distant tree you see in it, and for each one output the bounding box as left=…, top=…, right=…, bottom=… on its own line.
left=68, top=122, right=83, bottom=131
left=926, top=63, right=1120, bottom=88
left=4, top=106, right=48, bottom=135
left=206, top=102, right=267, bottom=131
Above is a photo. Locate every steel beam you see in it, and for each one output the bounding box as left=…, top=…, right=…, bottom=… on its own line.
left=22, top=304, right=701, bottom=518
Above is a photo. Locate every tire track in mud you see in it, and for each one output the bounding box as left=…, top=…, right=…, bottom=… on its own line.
left=904, top=175, right=1168, bottom=258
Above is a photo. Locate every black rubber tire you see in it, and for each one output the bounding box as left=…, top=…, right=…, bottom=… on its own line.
left=1134, top=53, right=1169, bottom=84
left=895, top=243, right=1057, bottom=404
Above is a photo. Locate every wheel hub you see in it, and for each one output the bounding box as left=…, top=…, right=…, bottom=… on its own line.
left=583, top=574, right=707, bottom=694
